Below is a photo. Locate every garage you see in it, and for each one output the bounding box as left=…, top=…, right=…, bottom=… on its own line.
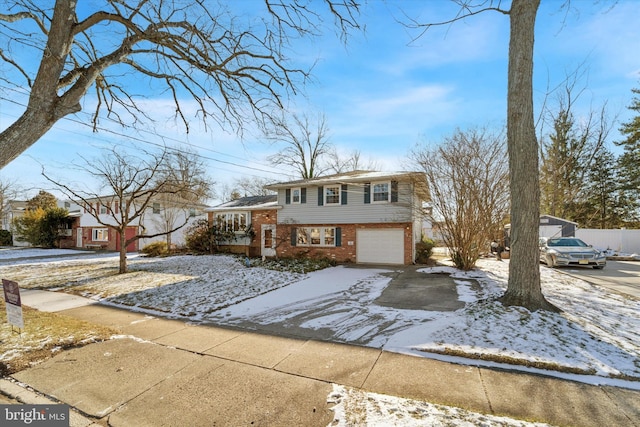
left=356, top=228, right=405, bottom=264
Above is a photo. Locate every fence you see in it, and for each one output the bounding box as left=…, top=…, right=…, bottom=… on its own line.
left=576, top=229, right=640, bottom=255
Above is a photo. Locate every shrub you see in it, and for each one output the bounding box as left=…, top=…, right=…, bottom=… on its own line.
left=141, top=241, right=169, bottom=257
left=0, top=230, right=12, bottom=246
left=184, top=219, right=214, bottom=253
left=415, top=237, right=435, bottom=264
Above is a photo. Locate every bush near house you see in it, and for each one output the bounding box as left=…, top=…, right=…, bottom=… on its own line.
left=184, top=218, right=255, bottom=254
left=141, top=241, right=169, bottom=257
left=0, top=230, right=12, bottom=246
left=415, top=237, right=435, bottom=264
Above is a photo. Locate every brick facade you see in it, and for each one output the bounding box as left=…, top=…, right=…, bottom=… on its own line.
left=276, top=222, right=414, bottom=264
left=207, top=209, right=277, bottom=257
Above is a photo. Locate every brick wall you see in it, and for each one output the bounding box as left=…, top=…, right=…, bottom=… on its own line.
left=207, top=209, right=277, bottom=257
left=276, top=222, right=414, bottom=264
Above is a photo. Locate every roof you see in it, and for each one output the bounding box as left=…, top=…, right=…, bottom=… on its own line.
left=264, top=170, right=427, bottom=189
left=540, top=214, right=578, bottom=225
left=206, top=195, right=278, bottom=212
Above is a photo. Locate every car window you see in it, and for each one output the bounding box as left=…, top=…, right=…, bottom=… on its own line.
left=547, top=238, right=587, bottom=247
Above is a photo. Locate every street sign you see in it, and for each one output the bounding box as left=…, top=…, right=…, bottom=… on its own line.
left=2, top=279, right=24, bottom=329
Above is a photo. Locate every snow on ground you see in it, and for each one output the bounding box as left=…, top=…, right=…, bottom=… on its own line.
left=327, top=385, right=553, bottom=427
left=1, top=248, right=639, bottom=424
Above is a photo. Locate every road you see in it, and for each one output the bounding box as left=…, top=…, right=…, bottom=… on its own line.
left=557, top=260, right=640, bottom=299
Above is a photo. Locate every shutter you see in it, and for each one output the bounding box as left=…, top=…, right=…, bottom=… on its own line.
left=391, top=181, right=398, bottom=202
left=335, top=227, right=341, bottom=247
left=341, top=184, right=348, bottom=205
left=364, top=183, right=371, bottom=204
left=318, top=187, right=324, bottom=206
left=285, top=189, right=291, bottom=204
left=301, top=188, right=306, bottom=204
left=291, top=228, right=297, bottom=246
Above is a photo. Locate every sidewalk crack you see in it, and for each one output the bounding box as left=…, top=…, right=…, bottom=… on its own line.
left=477, top=368, right=494, bottom=414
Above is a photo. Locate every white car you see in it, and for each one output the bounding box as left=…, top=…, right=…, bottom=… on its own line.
left=539, top=237, right=606, bottom=269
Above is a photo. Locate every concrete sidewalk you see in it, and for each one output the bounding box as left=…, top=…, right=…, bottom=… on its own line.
left=3, top=293, right=640, bottom=426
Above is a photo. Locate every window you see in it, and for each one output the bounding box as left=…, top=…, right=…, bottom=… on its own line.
left=295, top=227, right=337, bottom=246
left=215, top=212, right=249, bottom=232
left=324, top=185, right=341, bottom=204
left=189, top=208, right=196, bottom=217
left=365, top=180, right=398, bottom=204
left=92, top=228, right=108, bottom=241
left=100, top=204, right=108, bottom=214
left=292, top=188, right=301, bottom=204
left=373, top=182, right=390, bottom=202
left=152, top=203, right=161, bottom=214
left=264, top=229, right=273, bottom=248
left=297, top=229, right=309, bottom=245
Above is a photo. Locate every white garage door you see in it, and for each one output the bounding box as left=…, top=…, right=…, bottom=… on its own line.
left=356, top=229, right=405, bottom=264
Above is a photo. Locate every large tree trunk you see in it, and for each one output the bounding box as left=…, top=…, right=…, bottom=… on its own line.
left=500, top=0, right=558, bottom=312
left=0, top=0, right=80, bottom=167
left=119, top=229, right=128, bottom=274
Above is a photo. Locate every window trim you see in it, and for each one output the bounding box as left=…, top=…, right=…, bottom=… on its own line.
left=215, top=212, right=250, bottom=233
left=372, top=181, right=391, bottom=203
left=92, top=228, right=109, bottom=242
left=291, top=187, right=301, bottom=204
left=324, top=185, right=341, bottom=205
left=295, top=227, right=337, bottom=247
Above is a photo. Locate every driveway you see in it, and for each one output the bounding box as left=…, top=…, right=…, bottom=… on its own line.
left=553, top=260, right=640, bottom=299
left=204, top=264, right=471, bottom=347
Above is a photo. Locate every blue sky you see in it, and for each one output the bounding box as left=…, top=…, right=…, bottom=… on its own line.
left=1, top=1, right=639, bottom=203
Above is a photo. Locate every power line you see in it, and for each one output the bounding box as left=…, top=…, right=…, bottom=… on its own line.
left=0, top=86, right=293, bottom=180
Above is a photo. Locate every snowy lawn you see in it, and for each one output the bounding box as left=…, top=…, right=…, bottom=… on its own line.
left=328, top=385, right=553, bottom=427
left=1, top=249, right=639, bottom=388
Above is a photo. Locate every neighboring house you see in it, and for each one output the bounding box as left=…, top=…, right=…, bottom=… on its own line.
left=2, top=199, right=82, bottom=248
left=264, top=171, right=429, bottom=265
left=538, top=215, right=577, bottom=238
left=205, top=195, right=278, bottom=257
left=504, top=214, right=577, bottom=248
left=78, top=196, right=207, bottom=252
left=2, top=200, right=28, bottom=247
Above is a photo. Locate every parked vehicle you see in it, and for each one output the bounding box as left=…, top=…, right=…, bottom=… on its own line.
left=539, top=237, right=606, bottom=269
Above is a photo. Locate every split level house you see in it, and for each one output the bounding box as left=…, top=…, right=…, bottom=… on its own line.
left=3, top=199, right=81, bottom=248
left=4, top=196, right=206, bottom=252
left=207, top=171, right=430, bottom=265
left=77, top=196, right=208, bottom=252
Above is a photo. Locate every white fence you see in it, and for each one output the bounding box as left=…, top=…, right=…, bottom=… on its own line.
left=576, top=229, right=640, bottom=255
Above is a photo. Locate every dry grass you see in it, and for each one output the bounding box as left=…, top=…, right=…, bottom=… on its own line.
left=420, top=347, right=598, bottom=376
left=0, top=304, right=117, bottom=375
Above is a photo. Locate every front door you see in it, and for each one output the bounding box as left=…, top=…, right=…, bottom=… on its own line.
left=261, top=225, right=276, bottom=258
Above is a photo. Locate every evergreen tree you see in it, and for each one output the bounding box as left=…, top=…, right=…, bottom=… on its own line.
left=578, top=147, right=625, bottom=228
left=26, top=190, right=58, bottom=211
left=615, top=85, right=640, bottom=226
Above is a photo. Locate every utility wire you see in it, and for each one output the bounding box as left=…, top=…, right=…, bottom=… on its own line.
left=0, top=87, right=293, bottom=180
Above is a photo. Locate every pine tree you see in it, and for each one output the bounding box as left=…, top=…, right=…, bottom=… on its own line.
left=615, top=85, right=640, bottom=225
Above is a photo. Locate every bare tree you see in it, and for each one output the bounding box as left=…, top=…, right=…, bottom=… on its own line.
left=150, top=149, right=214, bottom=248
left=412, top=127, right=510, bottom=270
left=0, top=178, right=21, bottom=223
left=326, top=148, right=381, bottom=174
left=0, top=1, right=362, bottom=168
left=265, top=112, right=333, bottom=179
left=234, top=176, right=276, bottom=197
left=539, top=78, right=613, bottom=222
left=42, top=145, right=208, bottom=273
left=406, top=0, right=559, bottom=311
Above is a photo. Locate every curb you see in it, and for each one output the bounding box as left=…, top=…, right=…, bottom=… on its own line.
left=0, top=379, right=101, bottom=427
